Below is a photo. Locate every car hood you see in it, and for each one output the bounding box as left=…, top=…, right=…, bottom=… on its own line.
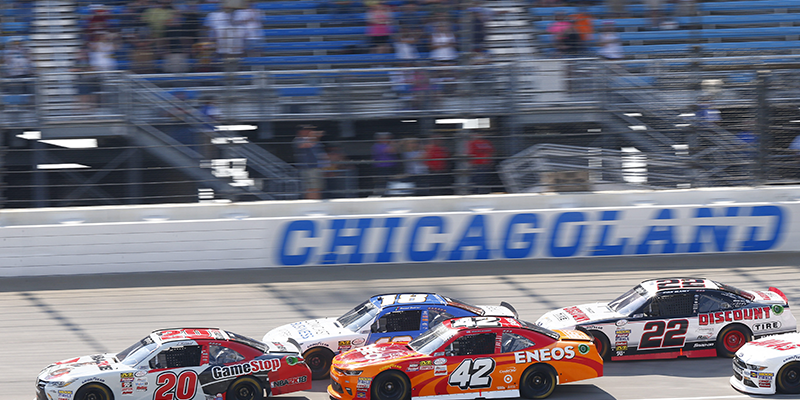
left=38, top=353, right=118, bottom=381
left=334, top=343, right=419, bottom=368
left=536, top=303, right=623, bottom=330
left=737, top=332, right=800, bottom=363
left=264, top=318, right=352, bottom=346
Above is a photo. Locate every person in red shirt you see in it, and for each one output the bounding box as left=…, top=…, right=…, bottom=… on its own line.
left=424, top=134, right=451, bottom=195
left=467, top=131, right=495, bottom=194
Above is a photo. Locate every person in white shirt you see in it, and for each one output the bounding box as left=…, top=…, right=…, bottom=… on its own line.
left=233, top=1, right=264, bottom=57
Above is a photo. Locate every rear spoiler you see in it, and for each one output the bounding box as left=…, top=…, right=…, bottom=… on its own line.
left=769, top=287, right=789, bottom=304
left=500, top=301, right=519, bottom=319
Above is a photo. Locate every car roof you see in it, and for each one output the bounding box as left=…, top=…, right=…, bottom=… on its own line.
left=151, top=328, right=230, bottom=344
left=443, top=317, right=561, bottom=340
left=369, top=293, right=447, bottom=307
left=640, top=278, right=720, bottom=292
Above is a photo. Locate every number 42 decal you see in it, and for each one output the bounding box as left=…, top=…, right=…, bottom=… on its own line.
left=448, top=358, right=495, bottom=390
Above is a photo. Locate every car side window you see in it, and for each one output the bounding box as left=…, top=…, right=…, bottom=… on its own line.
left=375, top=310, right=422, bottom=333
left=149, top=345, right=203, bottom=370
left=447, top=333, right=496, bottom=356
left=427, top=308, right=454, bottom=328
left=697, top=293, right=733, bottom=313
left=501, top=332, right=535, bottom=353
left=208, top=344, right=245, bottom=365
left=645, top=293, right=694, bottom=318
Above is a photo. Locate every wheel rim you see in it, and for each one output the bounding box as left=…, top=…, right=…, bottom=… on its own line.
left=308, top=354, right=323, bottom=370
left=786, top=368, right=800, bottom=385
left=595, top=338, right=604, bottom=357
left=234, top=382, right=256, bottom=400
left=723, top=330, right=746, bottom=352
left=378, top=377, right=402, bottom=400
left=527, top=371, right=551, bottom=395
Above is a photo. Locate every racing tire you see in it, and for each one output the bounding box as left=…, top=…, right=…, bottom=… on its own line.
left=304, top=347, right=335, bottom=380
left=227, top=376, right=265, bottom=400
left=75, top=383, right=114, bottom=400
left=519, top=364, right=557, bottom=399
left=370, top=370, right=411, bottom=400
left=716, top=325, right=751, bottom=358
left=777, top=362, right=800, bottom=394
left=587, top=330, right=611, bottom=361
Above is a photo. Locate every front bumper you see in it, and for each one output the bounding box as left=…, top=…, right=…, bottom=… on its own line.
left=730, top=357, right=775, bottom=395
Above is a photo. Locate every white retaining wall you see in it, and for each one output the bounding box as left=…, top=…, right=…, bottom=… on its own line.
left=1, top=186, right=799, bottom=277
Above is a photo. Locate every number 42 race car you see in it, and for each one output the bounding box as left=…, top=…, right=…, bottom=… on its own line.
left=536, top=278, right=796, bottom=360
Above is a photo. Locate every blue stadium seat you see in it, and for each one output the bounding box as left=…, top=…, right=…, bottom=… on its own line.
left=261, top=40, right=365, bottom=51
left=244, top=53, right=403, bottom=66
left=3, top=94, right=32, bottom=105
left=278, top=87, right=322, bottom=97
left=255, top=1, right=323, bottom=11
left=263, top=13, right=365, bottom=25
left=262, top=26, right=367, bottom=37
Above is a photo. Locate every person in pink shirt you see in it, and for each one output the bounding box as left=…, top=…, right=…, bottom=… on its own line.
left=366, top=2, right=395, bottom=54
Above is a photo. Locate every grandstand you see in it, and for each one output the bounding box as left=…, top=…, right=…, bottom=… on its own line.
left=0, top=0, right=799, bottom=207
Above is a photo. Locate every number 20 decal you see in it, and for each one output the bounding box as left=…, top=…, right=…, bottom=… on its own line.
left=639, top=320, right=689, bottom=349
left=155, top=371, right=198, bottom=400
left=448, top=358, right=495, bottom=390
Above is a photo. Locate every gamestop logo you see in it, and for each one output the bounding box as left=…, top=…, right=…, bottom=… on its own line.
left=211, top=359, right=281, bottom=380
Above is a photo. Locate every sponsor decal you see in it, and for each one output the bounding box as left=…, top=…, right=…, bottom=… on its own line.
left=498, top=367, right=516, bottom=374
left=308, top=342, right=328, bottom=348
left=271, top=342, right=288, bottom=352
left=496, top=386, right=506, bottom=390
left=563, top=306, right=590, bottom=322
left=615, top=342, right=627, bottom=351
left=135, top=377, right=147, bottom=392
left=753, top=291, right=772, bottom=301
left=81, top=377, right=105, bottom=384
left=357, top=377, right=372, bottom=389
left=271, top=376, right=308, bottom=388
left=616, top=320, right=628, bottom=327
left=434, top=352, right=445, bottom=357
left=211, top=359, right=281, bottom=380
left=339, top=340, right=352, bottom=347
left=699, top=307, right=772, bottom=325
left=134, top=370, right=147, bottom=378
left=578, top=344, right=590, bottom=355
left=503, top=375, right=513, bottom=384
left=434, top=358, right=447, bottom=365
left=753, top=321, right=782, bottom=331
left=352, top=338, right=366, bottom=346
left=286, top=356, right=299, bottom=366
left=759, top=380, right=771, bottom=388
left=692, top=342, right=714, bottom=348
left=121, top=372, right=134, bottom=394
left=782, top=355, right=800, bottom=363
left=57, top=390, right=72, bottom=400
left=772, top=305, right=784, bottom=315
left=696, top=335, right=712, bottom=340
left=419, top=360, right=434, bottom=370
left=91, top=355, right=112, bottom=371
left=357, top=392, right=367, bottom=398
left=515, top=346, right=576, bottom=363
left=407, top=364, right=419, bottom=372
left=748, top=338, right=800, bottom=351
left=434, top=365, right=448, bottom=376
left=758, top=372, right=774, bottom=379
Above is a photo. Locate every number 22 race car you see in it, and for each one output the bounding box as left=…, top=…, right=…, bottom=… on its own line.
left=536, top=278, right=796, bottom=360
left=328, top=316, right=603, bottom=400
left=35, top=328, right=311, bottom=400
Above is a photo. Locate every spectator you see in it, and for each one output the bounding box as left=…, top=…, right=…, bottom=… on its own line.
left=366, top=1, right=395, bottom=54
left=325, top=144, right=355, bottom=198
left=89, top=32, right=118, bottom=71
left=142, top=0, right=174, bottom=53
left=410, top=61, right=435, bottom=109
left=3, top=39, right=33, bottom=95
left=199, top=97, right=222, bottom=121
left=233, top=1, right=264, bottom=57
left=547, top=12, right=572, bottom=55
left=394, top=30, right=420, bottom=60
left=71, top=48, right=98, bottom=111
left=86, top=4, right=112, bottom=42
left=206, top=3, right=243, bottom=71
left=397, top=1, right=425, bottom=37
left=293, top=125, right=328, bottom=200
left=371, top=132, right=400, bottom=195
left=466, top=131, right=495, bottom=194
left=402, top=137, right=429, bottom=195
left=597, top=21, right=623, bottom=60
left=164, top=13, right=189, bottom=73
left=192, top=40, right=218, bottom=72
left=430, top=20, right=457, bottom=64
left=570, top=8, right=595, bottom=47
left=130, top=31, right=159, bottom=73
left=646, top=0, right=664, bottom=29
left=424, top=134, right=451, bottom=195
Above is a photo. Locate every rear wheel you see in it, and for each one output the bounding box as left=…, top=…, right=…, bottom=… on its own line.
left=716, top=325, right=751, bottom=358
left=588, top=330, right=611, bottom=361
left=777, top=362, right=800, bottom=394
left=304, top=347, right=335, bottom=380
left=226, top=376, right=264, bottom=400
left=75, top=383, right=113, bottom=400
left=519, top=364, right=557, bottom=399
left=370, top=371, right=411, bottom=400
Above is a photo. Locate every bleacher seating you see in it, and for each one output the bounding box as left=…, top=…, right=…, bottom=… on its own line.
left=531, top=0, right=800, bottom=18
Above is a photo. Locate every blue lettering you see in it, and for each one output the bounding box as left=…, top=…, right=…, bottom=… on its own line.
left=549, top=212, right=586, bottom=257
left=322, top=218, right=372, bottom=264
left=740, top=206, right=784, bottom=251
left=448, top=215, right=491, bottom=260
left=375, top=218, right=403, bottom=263
left=408, top=216, right=445, bottom=262
left=279, top=220, right=317, bottom=266
left=502, top=213, right=538, bottom=259
left=688, top=207, right=738, bottom=252
left=592, top=210, right=628, bottom=256
left=636, top=209, right=677, bottom=254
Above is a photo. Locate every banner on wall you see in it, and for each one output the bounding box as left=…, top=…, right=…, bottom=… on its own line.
left=273, top=204, right=791, bottom=266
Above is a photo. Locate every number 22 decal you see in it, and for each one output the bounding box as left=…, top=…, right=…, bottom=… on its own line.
left=155, top=371, right=197, bottom=400
left=448, top=358, right=495, bottom=390
left=639, top=320, right=689, bottom=349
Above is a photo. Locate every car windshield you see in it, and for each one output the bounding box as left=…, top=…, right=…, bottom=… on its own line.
left=117, top=337, right=158, bottom=367
left=408, top=323, right=457, bottom=355
left=337, top=300, right=381, bottom=331
left=608, top=285, right=650, bottom=315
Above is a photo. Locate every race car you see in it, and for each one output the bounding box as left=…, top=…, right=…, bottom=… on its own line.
left=536, top=278, right=796, bottom=361
left=328, top=316, right=603, bottom=400
left=731, top=332, right=800, bottom=395
left=36, top=328, right=311, bottom=400
left=263, top=293, right=517, bottom=379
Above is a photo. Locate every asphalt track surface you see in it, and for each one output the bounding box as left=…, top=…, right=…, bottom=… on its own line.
left=4, top=253, right=800, bottom=400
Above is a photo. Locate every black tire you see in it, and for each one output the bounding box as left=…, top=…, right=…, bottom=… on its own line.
left=304, top=346, right=335, bottom=380
left=519, top=364, right=557, bottom=399
left=226, top=376, right=265, bottom=400
left=75, top=383, right=113, bottom=400
left=587, top=330, right=611, bottom=361
left=777, top=362, right=800, bottom=394
left=370, top=371, right=411, bottom=400
left=715, top=325, right=751, bottom=358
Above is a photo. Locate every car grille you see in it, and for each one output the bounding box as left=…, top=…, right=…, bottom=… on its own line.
left=331, top=380, right=343, bottom=394
left=743, top=378, right=757, bottom=388
left=35, top=380, right=47, bottom=400
left=733, top=370, right=742, bottom=381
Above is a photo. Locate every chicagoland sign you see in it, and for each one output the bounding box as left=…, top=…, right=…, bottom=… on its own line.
left=274, top=205, right=789, bottom=266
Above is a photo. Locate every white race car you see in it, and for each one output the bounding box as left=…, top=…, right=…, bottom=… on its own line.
left=536, top=278, right=796, bottom=361
left=262, top=293, right=517, bottom=379
left=732, top=332, right=800, bottom=395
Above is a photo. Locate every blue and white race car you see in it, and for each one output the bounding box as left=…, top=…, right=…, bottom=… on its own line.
left=262, top=293, right=517, bottom=379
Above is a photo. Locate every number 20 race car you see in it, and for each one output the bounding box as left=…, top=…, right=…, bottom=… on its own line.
left=263, top=293, right=517, bottom=379
left=536, top=278, right=796, bottom=360
left=731, top=332, right=800, bottom=395
left=35, top=328, right=312, bottom=400
left=328, top=316, right=603, bottom=400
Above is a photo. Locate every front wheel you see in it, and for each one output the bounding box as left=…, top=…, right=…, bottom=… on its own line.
left=370, top=371, right=411, bottom=400
left=227, top=376, right=265, bottom=400
left=519, top=364, right=557, bottom=399
left=75, top=383, right=113, bottom=400
left=777, top=362, right=800, bottom=394
left=304, top=347, right=335, bottom=380
left=716, top=325, right=751, bottom=358
left=587, top=330, right=611, bottom=361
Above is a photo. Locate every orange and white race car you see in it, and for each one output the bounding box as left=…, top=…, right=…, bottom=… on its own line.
left=328, top=316, right=603, bottom=400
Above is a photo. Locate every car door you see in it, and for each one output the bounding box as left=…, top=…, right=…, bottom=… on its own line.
left=368, top=308, right=422, bottom=344
left=143, top=343, right=205, bottom=400
left=627, top=292, right=695, bottom=354
left=442, top=331, right=498, bottom=395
